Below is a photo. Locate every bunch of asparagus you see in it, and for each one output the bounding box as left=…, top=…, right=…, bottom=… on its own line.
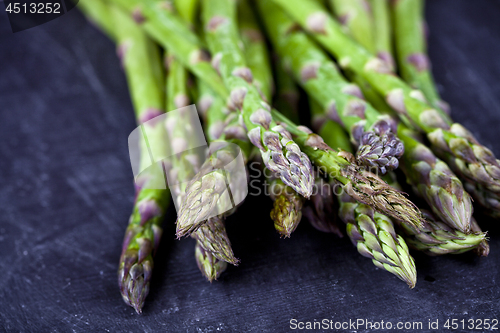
left=78, top=0, right=495, bottom=314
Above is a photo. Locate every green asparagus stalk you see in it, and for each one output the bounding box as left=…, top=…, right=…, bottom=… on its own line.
left=258, top=0, right=404, bottom=174
left=173, top=0, right=198, bottom=27
left=110, top=0, right=229, bottom=98
left=471, top=219, right=490, bottom=257
left=274, top=62, right=300, bottom=124
left=238, top=0, right=274, bottom=102
left=320, top=120, right=416, bottom=287
left=327, top=118, right=487, bottom=258
left=200, top=0, right=314, bottom=200
left=392, top=0, right=449, bottom=114
left=397, top=124, right=473, bottom=234
left=195, top=241, right=228, bottom=282
left=164, top=0, right=240, bottom=269
left=341, top=192, right=417, bottom=287
left=327, top=0, right=395, bottom=119
left=194, top=81, right=245, bottom=266
left=329, top=0, right=375, bottom=54
left=77, top=0, right=117, bottom=40
left=401, top=211, right=487, bottom=256
left=165, top=59, right=240, bottom=266
left=271, top=0, right=500, bottom=200
left=271, top=111, right=426, bottom=230
left=237, top=0, right=305, bottom=238
left=269, top=177, right=305, bottom=237
left=93, top=3, right=169, bottom=314
left=193, top=216, right=238, bottom=265
left=370, top=0, right=395, bottom=70
left=166, top=0, right=234, bottom=279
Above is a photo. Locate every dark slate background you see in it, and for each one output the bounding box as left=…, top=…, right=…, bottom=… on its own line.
left=1, top=1, right=500, bottom=332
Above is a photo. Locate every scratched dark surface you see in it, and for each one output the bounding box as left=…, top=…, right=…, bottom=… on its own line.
left=1, top=0, right=500, bottom=332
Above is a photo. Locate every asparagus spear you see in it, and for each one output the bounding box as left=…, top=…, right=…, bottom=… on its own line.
left=269, top=177, right=305, bottom=237
left=195, top=242, right=228, bottom=282
left=257, top=0, right=404, bottom=175
left=173, top=0, right=198, bottom=26
left=90, top=3, right=168, bottom=314
left=340, top=191, right=417, bottom=287
left=326, top=120, right=487, bottom=257
left=370, top=0, right=395, bottom=70
left=401, top=211, right=486, bottom=256
left=271, top=0, right=500, bottom=200
left=165, top=0, right=240, bottom=269
left=274, top=62, right=300, bottom=124
left=319, top=120, right=416, bottom=287
left=397, top=124, right=473, bottom=234
left=271, top=111, right=425, bottom=230
left=195, top=81, right=244, bottom=266
left=237, top=0, right=274, bottom=103
left=77, top=0, right=117, bottom=40
left=237, top=0, right=306, bottom=237
left=110, top=0, right=229, bottom=98
left=329, top=0, right=375, bottom=54
left=200, top=0, right=314, bottom=200
left=327, top=0, right=396, bottom=122
left=392, top=0, right=449, bottom=114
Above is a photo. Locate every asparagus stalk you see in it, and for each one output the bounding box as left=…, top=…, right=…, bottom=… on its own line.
left=271, top=0, right=500, bottom=200
left=327, top=0, right=395, bottom=120
left=237, top=0, right=274, bottom=102
left=319, top=119, right=416, bottom=287
left=397, top=124, right=473, bottom=234
left=274, top=62, right=300, bottom=124
left=370, top=0, right=395, bottom=70
left=110, top=0, right=229, bottom=98
left=401, top=211, right=486, bottom=256
left=269, top=177, right=305, bottom=237
left=77, top=0, right=117, bottom=40
left=258, top=0, right=404, bottom=174
left=200, top=0, right=314, bottom=200
left=340, top=191, right=417, bottom=287
left=271, top=111, right=425, bottom=230
left=195, top=242, right=228, bottom=282
left=165, top=1, right=240, bottom=269
left=95, top=3, right=168, bottom=314
left=238, top=0, right=306, bottom=237
left=329, top=0, right=375, bottom=54
left=173, top=0, right=198, bottom=26
left=195, top=82, right=244, bottom=266
left=326, top=120, right=487, bottom=257
left=392, top=0, right=449, bottom=114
